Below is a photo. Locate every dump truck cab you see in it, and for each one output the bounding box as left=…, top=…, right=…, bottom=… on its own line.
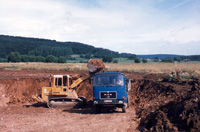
left=93, top=72, right=131, bottom=113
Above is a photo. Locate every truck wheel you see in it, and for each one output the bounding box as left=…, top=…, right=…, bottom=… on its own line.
left=122, top=105, right=126, bottom=113
left=94, top=105, right=101, bottom=113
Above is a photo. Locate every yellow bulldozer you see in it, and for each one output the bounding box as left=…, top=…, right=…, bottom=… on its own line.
left=32, top=59, right=105, bottom=108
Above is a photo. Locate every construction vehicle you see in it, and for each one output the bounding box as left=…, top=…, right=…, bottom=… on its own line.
left=93, top=72, right=131, bottom=113
left=33, top=59, right=105, bottom=108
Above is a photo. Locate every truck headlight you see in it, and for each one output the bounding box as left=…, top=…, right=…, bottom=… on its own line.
left=94, top=101, right=98, bottom=104
left=119, top=101, right=123, bottom=104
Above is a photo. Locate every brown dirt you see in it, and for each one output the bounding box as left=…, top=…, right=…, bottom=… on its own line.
left=128, top=73, right=200, bottom=132
left=87, top=59, right=105, bottom=73
left=0, top=69, right=199, bottom=132
left=0, top=69, right=138, bottom=132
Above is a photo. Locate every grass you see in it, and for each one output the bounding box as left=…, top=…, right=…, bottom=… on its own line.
left=0, top=62, right=200, bottom=75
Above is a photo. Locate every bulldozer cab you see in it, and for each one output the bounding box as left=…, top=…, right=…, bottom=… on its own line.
left=52, top=75, right=70, bottom=90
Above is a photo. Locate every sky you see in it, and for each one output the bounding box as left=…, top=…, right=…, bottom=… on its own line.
left=0, top=0, right=200, bottom=55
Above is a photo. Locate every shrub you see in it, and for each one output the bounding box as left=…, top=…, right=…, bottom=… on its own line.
left=36, top=56, right=45, bottom=62
left=103, top=56, right=113, bottom=63
left=142, top=59, right=148, bottom=63
left=58, top=56, right=66, bottom=63
left=128, top=55, right=137, bottom=60
left=134, top=58, right=141, bottom=63
left=21, top=55, right=36, bottom=62
left=162, top=58, right=174, bottom=63
left=113, top=60, right=118, bottom=63
left=7, top=52, right=21, bottom=62
left=45, top=55, right=57, bottom=63
left=85, top=54, right=91, bottom=59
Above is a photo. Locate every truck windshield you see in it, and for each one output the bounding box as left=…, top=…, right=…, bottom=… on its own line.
left=93, top=74, right=124, bottom=86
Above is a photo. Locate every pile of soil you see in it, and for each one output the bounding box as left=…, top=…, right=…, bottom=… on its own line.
left=129, top=74, right=200, bottom=132
left=87, top=59, right=105, bottom=73
left=76, top=79, right=93, bottom=101
left=0, top=78, right=48, bottom=106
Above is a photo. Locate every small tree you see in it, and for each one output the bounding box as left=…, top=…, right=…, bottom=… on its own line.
left=85, top=54, right=91, bottom=59
left=142, top=59, right=148, bottom=63
left=102, top=56, right=113, bottom=63
left=58, top=56, right=66, bottom=63
left=153, top=57, right=159, bottom=62
left=134, top=58, right=141, bottom=63
left=174, top=57, right=181, bottom=62
left=128, top=54, right=137, bottom=60
left=45, top=55, right=57, bottom=63
left=7, top=52, right=21, bottom=62
left=113, top=60, right=118, bottom=63
left=36, top=56, right=45, bottom=62
left=161, top=58, right=174, bottom=63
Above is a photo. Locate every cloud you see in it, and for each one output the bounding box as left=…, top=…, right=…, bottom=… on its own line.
left=0, top=0, right=199, bottom=55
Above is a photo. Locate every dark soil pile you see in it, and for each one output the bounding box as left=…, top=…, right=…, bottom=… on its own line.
left=129, top=77, right=200, bottom=132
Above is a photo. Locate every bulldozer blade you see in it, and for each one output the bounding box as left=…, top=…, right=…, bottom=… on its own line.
left=32, top=95, right=45, bottom=103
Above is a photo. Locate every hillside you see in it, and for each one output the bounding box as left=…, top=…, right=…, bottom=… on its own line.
left=137, top=54, right=181, bottom=59
left=0, top=35, right=122, bottom=59
left=1, top=35, right=199, bottom=62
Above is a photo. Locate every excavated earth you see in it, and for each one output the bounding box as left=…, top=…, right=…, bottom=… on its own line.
left=0, top=69, right=199, bottom=132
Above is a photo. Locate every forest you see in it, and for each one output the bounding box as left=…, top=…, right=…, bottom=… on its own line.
left=0, top=35, right=125, bottom=62
left=0, top=35, right=199, bottom=63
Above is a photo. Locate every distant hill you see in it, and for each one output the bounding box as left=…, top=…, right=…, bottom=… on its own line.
left=0, top=35, right=123, bottom=59
left=1, top=35, right=199, bottom=62
left=137, top=54, right=181, bottom=59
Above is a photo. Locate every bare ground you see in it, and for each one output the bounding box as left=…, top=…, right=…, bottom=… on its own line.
left=0, top=69, right=199, bottom=132
left=0, top=104, right=138, bottom=132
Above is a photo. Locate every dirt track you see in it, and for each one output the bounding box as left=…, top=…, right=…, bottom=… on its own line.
left=0, top=69, right=199, bottom=132
left=0, top=104, right=138, bottom=132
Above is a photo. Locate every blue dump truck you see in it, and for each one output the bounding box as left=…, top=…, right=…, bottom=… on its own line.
left=93, top=72, right=131, bottom=113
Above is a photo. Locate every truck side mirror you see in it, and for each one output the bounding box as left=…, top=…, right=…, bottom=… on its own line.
left=125, top=79, right=131, bottom=92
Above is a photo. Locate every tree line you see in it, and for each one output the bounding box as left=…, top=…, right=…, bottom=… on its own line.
left=7, top=52, right=66, bottom=63
left=0, top=35, right=124, bottom=60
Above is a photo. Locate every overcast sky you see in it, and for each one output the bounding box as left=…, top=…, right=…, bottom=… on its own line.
left=0, top=0, right=200, bottom=55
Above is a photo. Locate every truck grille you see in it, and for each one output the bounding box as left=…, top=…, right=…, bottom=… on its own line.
left=100, top=91, right=116, bottom=99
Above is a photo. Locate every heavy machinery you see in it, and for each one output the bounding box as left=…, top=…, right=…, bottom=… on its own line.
left=93, top=72, right=131, bottom=113
left=32, top=59, right=105, bottom=108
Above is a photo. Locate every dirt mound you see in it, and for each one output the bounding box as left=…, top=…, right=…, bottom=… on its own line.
left=76, top=79, right=93, bottom=101
left=0, top=78, right=48, bottom=105
left=129, top=78, right=200, bottom=132
left=87, top=59, right=105, bottom=73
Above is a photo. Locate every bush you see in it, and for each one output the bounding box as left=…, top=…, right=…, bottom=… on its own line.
left=7, top=52, right=21, bottom=62
left=142, top=59, right=148, bottom=63
left=45, top=55, right=57, bottom=63
left=134, top=58, right=141, bottom=63
left=103, top=56, right=113, bottom=63
left=85, top=54, right=91, bottom=59
left=174, top=57, right=181, bottom=62
left=36, top=56, right=45, bottom=62
left=21, top=55, right=36, bottom=62
left=128, top=55, right=137, bottom=60
left=58, top=56, right=66, bottom=63
left=113, top=60, right=118, bottom=63
left=162, top=58, right=174, bottom=63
